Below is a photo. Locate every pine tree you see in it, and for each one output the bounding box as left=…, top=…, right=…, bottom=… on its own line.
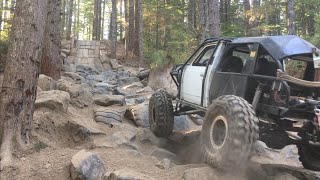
left=0, top=0, right=48, bottom=167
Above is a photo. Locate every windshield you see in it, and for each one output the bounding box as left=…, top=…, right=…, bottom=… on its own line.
left=283, top=58, right=309, bottom=80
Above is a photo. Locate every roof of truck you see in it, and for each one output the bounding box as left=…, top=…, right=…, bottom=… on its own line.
left=205, top=35, right=319, bottom=60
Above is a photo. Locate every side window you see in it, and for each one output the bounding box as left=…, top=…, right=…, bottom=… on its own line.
left=193, top=45, right=216, bottom=66
left=218, top=44, right=251, bottom=73
left=254, top=47, right=278, bottom=77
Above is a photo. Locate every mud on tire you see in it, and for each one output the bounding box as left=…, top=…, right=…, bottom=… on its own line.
left=149, top=90, right=174, bottom=137
left=201, top=95, right=259, bottom=169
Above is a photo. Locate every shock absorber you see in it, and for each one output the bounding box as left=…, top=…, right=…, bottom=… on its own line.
left=252, top=84, right=263, bottom=111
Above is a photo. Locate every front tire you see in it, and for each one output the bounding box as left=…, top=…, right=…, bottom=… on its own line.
left=298, top=143, right=320, bottom=171
left=149, top=90, right=174, bottom=137
left=201, top=95, right=259, bottom=169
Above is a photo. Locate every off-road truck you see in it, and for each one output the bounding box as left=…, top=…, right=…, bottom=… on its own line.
left=149, top=35, right=320, bottom=170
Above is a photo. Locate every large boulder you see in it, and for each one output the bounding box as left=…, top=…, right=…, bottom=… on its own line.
left=37, top=74, right=57, bottom=91
left=137, top=69, right=150, bottom=80
left=105, top=168, right=154, bottom=180
left=93, top=95, right=125, bottom=107
left=93, top=126, right=138, bottom=149
left=92, top=82, right=115, bottom=95
left=109, top=59, right=123, bottom=69
left=71, top=150, right=106, bottom=180
left=151, top=148, right=177, bottom=161
left=63, top=72, right=84, bottom=84
left=156, top=158, right=173, bottom=170
left=274, top=173, right=299, bottom=180
left=57, top=79, right=93, bottom=108
left=35, top=90, right=70, bottom=112
left=182, top=167, right=220, bottom=180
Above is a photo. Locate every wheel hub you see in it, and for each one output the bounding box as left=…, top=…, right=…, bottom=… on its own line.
left=210, top=115, right=228, bottom=149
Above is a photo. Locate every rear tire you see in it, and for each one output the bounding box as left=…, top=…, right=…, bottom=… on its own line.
left=298, top=143, right=320, bottom=171
left=201, top=95, right=259, bottom=169
left=149, top=90, right=174, bottom=137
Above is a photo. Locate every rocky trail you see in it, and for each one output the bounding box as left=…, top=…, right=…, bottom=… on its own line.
left=1, top=40, right=320, bottom=180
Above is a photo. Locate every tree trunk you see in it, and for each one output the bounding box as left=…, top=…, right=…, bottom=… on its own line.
left=250, top=0, right=259, bottom=36
left=199, top=0, right=208, bottom=43
left=287, top=0, right=295, bottom=35
left=61, top=0, right=66, bottom=38
left=220, top=0, right=224, bottom=24
left=66, top=0, right=73, bottom=40
left=243, top=0, right=250, bottom=36
left=124, top=0, right=129, bottom=56
left=108, top=12, right=112, bottom=40
left=10, top=0, right=15, bottom=14
left=134, top=0, right=143, bottom=59
left=0, top=0, right=3, bottom=33
left=307, top=5, right=315, bottom=37
left=76, top=0, right=80, bottom=39
left=208, top=0, right=220, bottom=37
left=128, top=0, right=134, bottom=53
left=101, top=0, right=105, bottom=39
left=41, top=0, right=62, bottom=80
left=3, top=0, right=8, bottom=31
left=93, top=0, right=101, bottom=40
left=155, top=0, right=160, bottom=49
left=224, top=0, right=229, bottom=25
left=0, top=0, right=48, bottom=168
left=120, top=0, right=123, bottom=40
left=187, top=0, right=194, bottom=32
left=110, top=0, right=117, bottom=58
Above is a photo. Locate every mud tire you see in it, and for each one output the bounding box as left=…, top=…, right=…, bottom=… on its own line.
left=297, top=143, right=320, bottom=171
left=201, top=95, right=259, bottom=169
left=149, top=90, right=174, bottom=137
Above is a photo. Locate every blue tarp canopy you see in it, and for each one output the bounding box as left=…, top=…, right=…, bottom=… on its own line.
left=231, top=35, right=319, bottom=60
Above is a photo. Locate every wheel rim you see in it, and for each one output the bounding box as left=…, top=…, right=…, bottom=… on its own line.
left=210, top=115, right=228, bottom=149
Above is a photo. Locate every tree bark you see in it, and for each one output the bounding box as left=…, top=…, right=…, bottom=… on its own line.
left=41, top=0, right=62, bottom=80
left=93, top=0, right=102, bottom=40
left=187, top=0, right=195, bottom=32
left=10, top=0, right=15, bottom=14
left=76, top=0, right=80, bottom=39
left=110, top=0, right=117, bottom=58
left=124, top=0, right=129, bottom=56
left=101, top=0, right=106, bottom=39
left=128, top=0, right=135, bottom=53
left=66, top=0, right=73, bottom=40
left=155, top=0, right=160, bottom=49
left=199, top=0, right=208, bottom=43
left=0, top=0, right=48, bottom=168
left=307, top=5, right=315, bottom=37
left=134, top=0, right=143, bottom=59
left=287, top=0, right=295, bottom=35
left=250, top=0, right=259, bottom=36
left=208, top=0, right=220, bottom=37
left=61, top=0, right=66, bottom=38
left=243, top=0, right=250, bottom=36
left=0, top=0, right=3, bottom=33
left=120, top=0, right=123, bottom=40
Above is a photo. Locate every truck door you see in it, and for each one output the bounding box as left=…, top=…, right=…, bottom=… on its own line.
left=181, top=43, right=217, bottom=105
left=209, top=43, right=259, bottom=102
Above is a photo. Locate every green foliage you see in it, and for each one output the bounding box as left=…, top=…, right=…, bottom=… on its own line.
left=143, top=0, right=197, bottom=68
left=33, top=142, right=48, bottom=152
